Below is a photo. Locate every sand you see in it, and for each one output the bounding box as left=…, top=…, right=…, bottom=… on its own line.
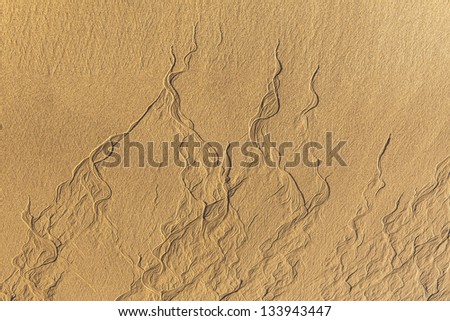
left=1, top=0, right=449, bottom=300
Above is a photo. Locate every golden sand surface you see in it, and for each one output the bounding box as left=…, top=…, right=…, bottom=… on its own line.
left=1, top=0, right=449, bottom=300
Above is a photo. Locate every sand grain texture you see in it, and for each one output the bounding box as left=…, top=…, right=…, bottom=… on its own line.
left=1, top=0, right=449, bottom=300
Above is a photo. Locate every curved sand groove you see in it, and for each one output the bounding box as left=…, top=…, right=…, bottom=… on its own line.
left=321, top=151, right=450, bottom=300
left=117, top=42, right=331, bottom=300
left=293, top=65, right=320, bottom=152
left=1, top=140, right=122, bottom=300
left=1, top=36, right=331, bottom=300
left=116, top=33, right=247, bottom=300
left=0, top=49, right=177, bottom=300
left=223, top=47, right=330, bottom=300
